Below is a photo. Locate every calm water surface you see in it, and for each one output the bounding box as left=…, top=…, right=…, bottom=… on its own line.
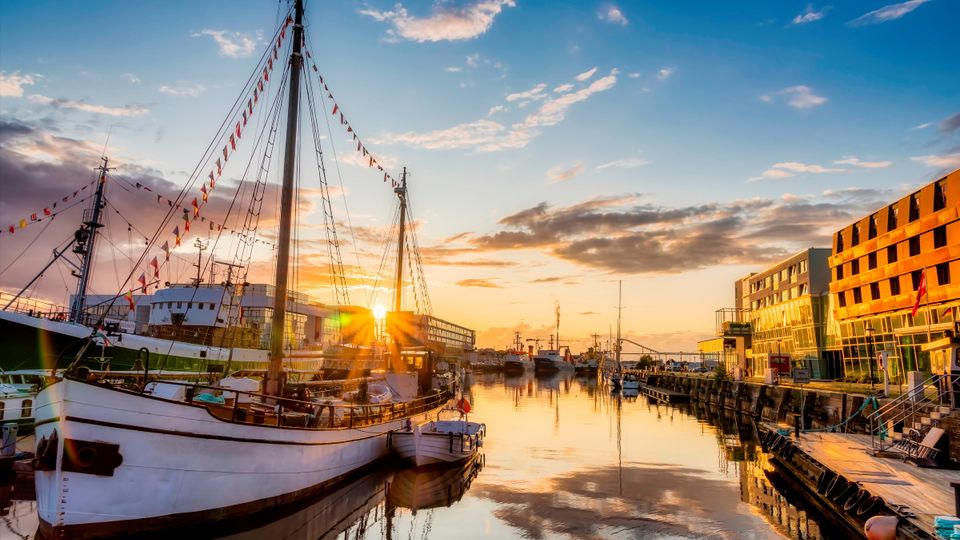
left=2, top=372, right=834, bottom=539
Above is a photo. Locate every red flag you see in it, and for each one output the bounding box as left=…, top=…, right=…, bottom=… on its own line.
left=30, top=213, right=38, bottom=221
left=184, top=215, right=191, bottom=233
left=162, top=241, right=171, bottom=261
left=268, top=57, right=273, bottom=72
left=247, top=98, right=253, bottom=115
left=124, top=291, right=135, bottom=312
left=216, top=158, right=222, bottom=177
left=263, top=67, right=269, bottom=82
left=223, top=145, right=229, bottom=162
left=384, top=173, right=388, bottom=182
left=235, top=121, right=241, bottom=139
left=230, top=134, right=236, bottom=151
left=242, top=110, right=248, bottom=126
left=7, top=225, right=14, bottom=234
left=254, top=86, right=260, bottom=103
left=209, top=171, right=215, bottom=186
left=150, top=257, right=159, bottom=278
left=912, top=269, right=927, bottom=317
left=174, top=225, right=181, bottom=245
left=201, top=185, right=208, bottom=202
left=191, top=198, right=199, bottom=217
left=137, top=273, right=147, bottom=294
left=43, top=207, right=51, bottom=216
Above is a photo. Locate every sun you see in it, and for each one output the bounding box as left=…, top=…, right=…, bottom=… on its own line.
left=372, top=304, right=388, bottom=321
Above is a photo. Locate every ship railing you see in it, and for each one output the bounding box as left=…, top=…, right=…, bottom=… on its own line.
left=0, top=292, right=70, bottom=320
left=137, top=379, right=452, bottom=430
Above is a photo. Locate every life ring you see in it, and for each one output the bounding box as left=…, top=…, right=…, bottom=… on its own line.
left=856, top=495, right=884, bottom=517
left=830, top=480, right=856, bottom=503
left=843, top=488, right=870, bottom=512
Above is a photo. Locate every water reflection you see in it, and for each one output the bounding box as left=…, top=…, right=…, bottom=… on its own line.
left=3, top=370, right=836, bottom=539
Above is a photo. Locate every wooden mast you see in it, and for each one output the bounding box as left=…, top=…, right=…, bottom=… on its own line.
left=393, top=167, right=408, bottom=314
left=266, top=0, right=304, bottom=397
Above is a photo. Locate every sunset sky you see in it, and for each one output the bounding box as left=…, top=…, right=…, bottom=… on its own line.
left=1, top=0, right=958, bottom=352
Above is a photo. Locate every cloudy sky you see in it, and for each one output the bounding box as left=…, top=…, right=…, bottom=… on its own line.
left=1, top=0, right=958, bottom=351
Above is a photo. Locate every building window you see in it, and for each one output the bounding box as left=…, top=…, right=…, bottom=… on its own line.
left=934, top=179, right=947, bottom=211
left=853, top=288, right=863, bottom=304
left=887, top=245, right=898, bottom=264
left=890, top=277, right=901, bottom=296
left=177, top=302, right=183, bottom=309
left=937, top=263, right=951, bottom=286
left=887, top=205, right=898, bottom=231
left=837, top=232, right=844, bottom=252
left=868, top=215, right=878, bottom=239
left=852, top=223, right=861, bottom=246
left=868, top=252, right=877, bottom=270
left=909, top=236, right=920, bottom=256
left=870, top=282, right=880, bottom=300
left=909, top=193, right=920, bottom=222
left=851, top=259, right=860, bottom=275
left=836, top=265, right=844, bottom=280
left=188, top=302, right=193, bottom=309
left=838, top=291, right=847, bottom=308
left=912, top=270, right=923, bottom=291
left=934, top=225, right=947, bottom=248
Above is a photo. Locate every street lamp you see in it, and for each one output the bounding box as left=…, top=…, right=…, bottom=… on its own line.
left=865, top=324, right=876, bottom=392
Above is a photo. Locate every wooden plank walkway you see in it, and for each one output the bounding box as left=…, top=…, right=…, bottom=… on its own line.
left=637, top=383, right=689, bottom=403
left=794, top=431, right=960, bottom=536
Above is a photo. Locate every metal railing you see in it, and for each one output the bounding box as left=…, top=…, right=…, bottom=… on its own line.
left=0, top=292, right=70, bottom=320
left=868, top=373, right=958, bottom=458
left=135, top=378, right=452, bottom=430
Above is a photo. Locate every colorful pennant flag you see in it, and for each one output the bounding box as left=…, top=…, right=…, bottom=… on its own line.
left=124, top=291, right=135, bottom=312
left=150, top=257, right=159, bottom=278
left=137, top=273, right=147, bottom=294
left=174, top=226, right=181, bottom=246
left=162, top=241, right=171, bottom=261
left=912, top=269, right=927, bottom=317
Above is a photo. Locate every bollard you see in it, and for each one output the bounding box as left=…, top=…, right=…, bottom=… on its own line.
left=1, top=422, right=18, bottom=457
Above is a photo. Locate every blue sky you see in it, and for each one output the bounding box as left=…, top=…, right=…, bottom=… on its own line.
left=1, top=0, right=958, bottom=350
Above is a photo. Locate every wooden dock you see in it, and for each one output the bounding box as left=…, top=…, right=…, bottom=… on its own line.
left=637, top=383, right=689, bottom=403
left=796, top=431, right=958, bottom=537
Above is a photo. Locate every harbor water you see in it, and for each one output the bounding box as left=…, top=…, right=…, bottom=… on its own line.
left=2, top=371, right=837, bottom=539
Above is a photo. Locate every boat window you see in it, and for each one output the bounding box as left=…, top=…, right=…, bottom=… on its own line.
left=21, top=399, right=31, bottom=418
left=0, top=401, right=4, bottom=420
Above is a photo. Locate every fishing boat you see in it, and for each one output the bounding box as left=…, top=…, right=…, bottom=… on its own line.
left=502, top=333, right=533, bottom=374
left=389, top=408, right=485, bottom=467
left=533, top=349, right=573, bottom=373
left=31, top=2, right=453, bottom=536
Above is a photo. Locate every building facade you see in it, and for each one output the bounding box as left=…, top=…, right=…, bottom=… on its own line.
left=829, top=169, right=960, bottom=380
left=741, top=248, right=842, bottom=379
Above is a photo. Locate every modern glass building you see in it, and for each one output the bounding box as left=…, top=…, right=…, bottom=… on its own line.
left=829, top=169, right=960, bottom=380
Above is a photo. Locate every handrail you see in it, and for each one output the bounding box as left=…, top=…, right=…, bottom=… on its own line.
left=868, top=373, right=957, bottom=456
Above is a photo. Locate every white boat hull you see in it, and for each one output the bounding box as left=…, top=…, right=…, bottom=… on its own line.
left=32, top=378, right=445, bottom=538
left=390, top=422, right=483, bottom=468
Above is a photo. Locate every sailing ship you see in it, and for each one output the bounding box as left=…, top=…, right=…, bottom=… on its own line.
left=30, top=1, right=452, bottom=536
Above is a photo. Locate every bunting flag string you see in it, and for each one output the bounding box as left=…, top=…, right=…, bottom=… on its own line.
left=2, top=179, right=96, bottom=236
left=303, top=52, right=400, bottom=187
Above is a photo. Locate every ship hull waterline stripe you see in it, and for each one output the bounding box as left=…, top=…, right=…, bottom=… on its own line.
left=46, top=414, right=431, bottom=446
left=37, top=460, right=386, bottom=540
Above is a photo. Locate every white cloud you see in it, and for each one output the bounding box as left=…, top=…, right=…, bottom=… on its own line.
left=382, top=68, right=619, bottom=153
left=575, top=67, right=597, bottom=82
left=598, top=5, right=628, bottom=25
left=27, top=94, right=148, bottom=117
left=445, top=66, right=463, bottom=73
left=909, top=121, right=933, bottom=130
left=193, top=29, right=259, bottom=58
left=833, top=156, right=892, bottom=169
left=749, top=161, right=845, bottom=181
left=158, top=81, right=206, bottom=98
left=656, top=67, right=675, bottom=81
left=553, top=84, right=574, bottom=93
left=121, top=73, right=142, bottom=85
left=547, top=163, right=584, bottom=183
left=506, top=83, right=548, bottom=107
left=848, top=0, right=931, bottom=26
left=596, top=158, right=652, bottom=171
left=487, top=104, right=507, bottom=117
left=791, top=4, right=829, bottom=24
left=358, top=0, right=515, bottom=42
left=0, top=71, right=37, bottom=97
left=763, top=85, right=827, bottom=110
left=911, top=153, right=960, bottom=169
left=627, top=72, right=640, bottom=79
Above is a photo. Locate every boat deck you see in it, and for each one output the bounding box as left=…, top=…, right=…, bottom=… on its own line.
left=792, top=431, right=960, bottom=537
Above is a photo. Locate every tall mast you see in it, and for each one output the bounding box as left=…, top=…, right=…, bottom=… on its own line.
left=393, top=168, right=408, bottom=314
left=266, top=0, right=304, bottom=397
left=616, top=281, right=622, bottom=368
left=69, top=158, right=110, bottom=323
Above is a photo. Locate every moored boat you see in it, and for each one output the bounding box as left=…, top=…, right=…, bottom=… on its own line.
left=389, top=409, right=485, bottom=467
left=533, top=349, right=573, bottom=373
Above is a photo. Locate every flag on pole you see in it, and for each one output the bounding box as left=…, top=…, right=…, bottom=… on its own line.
left=331, top=103, right=339, bottom=115
left=174, top=226, right=181, bottom=246
left=235, top=121, right=241, bottom=140
left=230, top=134, right=236, bottom=151
left=150, top=257, right=159, bottom=278
left=192, top=198, right=200, bottom=216
left=912, top=269, right=927, bottom=317
left=123, top=291, right=135, bottom=312
left=137, top=273, right=147, bottom=294
left=263, top=67, right=269, bottom=82
left=162, top=241, right=171, bottom=261
left=201, top=185, right=208, bottom=202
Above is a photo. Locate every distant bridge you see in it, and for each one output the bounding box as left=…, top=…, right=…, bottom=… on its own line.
left=617, top=338, right=704, bottom=363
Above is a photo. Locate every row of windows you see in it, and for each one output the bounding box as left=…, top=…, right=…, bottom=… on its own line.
left=836, top=225, right=949, bottom=280
left=750, top=283, right=810, bottom=310
left=836, top=264, right=951, bottom=307
left=155, top=301, right=219, bottom=311
left=750, top=259, right=809, bottom=293
left=838, top=179, right=948, bottom=251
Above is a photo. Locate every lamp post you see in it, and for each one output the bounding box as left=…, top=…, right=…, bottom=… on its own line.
left=865, top=324, right=876, bottom=393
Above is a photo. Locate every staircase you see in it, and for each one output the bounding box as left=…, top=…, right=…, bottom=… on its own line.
left=867, top=374, right=958, bottom=463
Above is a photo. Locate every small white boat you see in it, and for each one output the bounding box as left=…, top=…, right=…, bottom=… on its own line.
left=621, top=372, right=640, bottom=392
left=390, top=411, right=485, bottom=467
left=533, top=350, right=573, bottom=373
